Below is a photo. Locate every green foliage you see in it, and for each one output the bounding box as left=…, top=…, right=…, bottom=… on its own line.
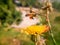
left=0, top=28, right=34, bottom=45
left=54, top=16, right=60, bottom=23
left=21, top=40, right=34, bottom=45
left=53, top=1, right=60, bottom=11
left=19, top=0, right=41, bottom=8
left=49, top=12, right=60, bottom=45
left=26, top=0, right=37, bottom=6
left=0, top=0, right=22, bottom=25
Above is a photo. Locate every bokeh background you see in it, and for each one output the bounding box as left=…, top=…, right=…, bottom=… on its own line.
left=0, top=0, right=60, bottom=45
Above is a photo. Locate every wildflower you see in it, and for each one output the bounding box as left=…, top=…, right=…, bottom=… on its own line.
left=24, top=25, right=49, bottom=35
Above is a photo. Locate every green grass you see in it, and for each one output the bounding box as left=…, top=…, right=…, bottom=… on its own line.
left=47, top=11, right=60, bottom=45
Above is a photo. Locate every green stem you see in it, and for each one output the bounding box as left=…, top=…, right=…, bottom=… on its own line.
left=35, top=34, right=37, bottom=45
left=46, top=9, right=57, bottom=45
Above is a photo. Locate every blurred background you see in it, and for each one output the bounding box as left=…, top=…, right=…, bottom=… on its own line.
left=0, top=0, right=60, bottom=45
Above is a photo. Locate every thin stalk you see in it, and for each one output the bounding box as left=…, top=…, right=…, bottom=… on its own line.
left=46, top=9, right=57, bottom=45
left=35, top=34, right=37, bottom=45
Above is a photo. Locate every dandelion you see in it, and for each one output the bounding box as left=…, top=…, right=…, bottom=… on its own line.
left=24, top=25, right=49, bottom=35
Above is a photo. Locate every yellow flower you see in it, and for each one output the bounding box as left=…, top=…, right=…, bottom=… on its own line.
left=24, top=25, right=49, bottom=35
